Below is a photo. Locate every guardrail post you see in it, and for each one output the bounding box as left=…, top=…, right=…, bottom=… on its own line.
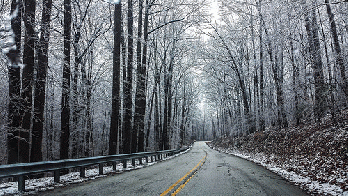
left=145, top=156, right=149, bottom=163
left=151, top=155, right=154, bottom=162
left=123, top=160, right=127, bottom=169
left=132, top=159, right=136, bottom=167
left=99, top=163, right=103, bottom=175
left=18, top=176, right=25, bottom=192
left=112, top=162, right=117, bottom=170
left=80, top=167, right=85, bottom=178
left=138, top=158, right=143, bottom=165
left=54, top=170, right=60, bottom=183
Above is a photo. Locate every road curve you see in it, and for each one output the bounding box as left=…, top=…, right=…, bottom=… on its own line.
left=40, top=141, right=308, bottom=196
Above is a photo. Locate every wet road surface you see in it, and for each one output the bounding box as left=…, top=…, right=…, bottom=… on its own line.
left=40, top=141, right=308, bottom=196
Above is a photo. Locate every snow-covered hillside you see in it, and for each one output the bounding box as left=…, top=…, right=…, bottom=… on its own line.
left=208, top=117, right=348, bottom=196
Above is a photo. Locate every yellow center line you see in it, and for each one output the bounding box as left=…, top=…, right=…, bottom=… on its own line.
left=171, top=157, right=206, bottom=196
left=160, top=151, right=207, bottom=196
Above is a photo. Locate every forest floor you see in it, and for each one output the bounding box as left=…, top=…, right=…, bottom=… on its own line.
left=208, top=112, right=348, bottom=196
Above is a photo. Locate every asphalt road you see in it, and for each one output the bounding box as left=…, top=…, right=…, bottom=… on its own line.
left=40, top=141, right=308, bottom=196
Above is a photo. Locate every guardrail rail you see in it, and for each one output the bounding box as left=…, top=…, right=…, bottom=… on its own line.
left=0, top=146, right=190, bottom=192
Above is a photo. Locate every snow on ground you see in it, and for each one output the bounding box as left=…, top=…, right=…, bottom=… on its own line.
left=208, top=144, right=348, bottom=196
left=208, top=113, right=348, bottom=196
left=0, top=147, right=191, bottom=196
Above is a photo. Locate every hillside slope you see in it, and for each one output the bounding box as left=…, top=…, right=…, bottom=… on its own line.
left=209, top=115, right=348, bottom=195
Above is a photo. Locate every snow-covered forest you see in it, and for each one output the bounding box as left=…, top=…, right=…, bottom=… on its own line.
left=0, top=0, right=348, bottom=168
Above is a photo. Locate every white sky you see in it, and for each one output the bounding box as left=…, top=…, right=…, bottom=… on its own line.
left=208, top=0, right=220, bottom=23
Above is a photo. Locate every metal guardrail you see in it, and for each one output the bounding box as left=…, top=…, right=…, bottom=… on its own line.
left=0, top=147, right=190, bottom=192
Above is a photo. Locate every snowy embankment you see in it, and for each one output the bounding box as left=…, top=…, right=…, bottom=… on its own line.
left=0, top=147, right=191, bottom=195
left=208, top=124, right=348, bottom=196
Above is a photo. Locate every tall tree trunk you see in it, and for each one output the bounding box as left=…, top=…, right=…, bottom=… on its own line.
left=138, top=0, right=150, bottom=152
left=270, top=47, right=287, bottom=128
left=47, top=76, right=55, bottom=160
left=71, top=27, right=81, bottom=158
left=290, top=34, right=300, bottom=125
left=123, top=0, right=134, bottom=154
left=250, top=6, right=259, bottom=131
left=163, top=46, right=175, bottom=150
left=109, top=1, right=122, bottom=155
left=153, top=49, right=161, bottom=150
left=20, top=0, right=36, bottom=163
left=31, top=0, right=52, bottom=162
left=212, top=119, right=216, bottom=139
left=318, top=9, right=336, bottom=124
left=134, top=0, right=145, bottom=152
left=304, top=5, right=326, bottom=122
left=146, top=89, right=155, bottom=149
left=121, top=28, right=127, bottom=153
left=258, top=0, right=265, bottom=132
left=279, top=49, right=288, bottom=127
left=325, top=0, right=347, bottom=97
left=85, top=66, right=93, bottom=156
left=7, top=0, right=22, bottom=164
left=80, top=48, right=93, bottom=156
left=262, top=13, right=287, bottom=128
left=305, top=5, right=327, bottom=122
left=154, top=84, right=160, bottom=150
left=60, top=0, right=72, bottom=160
left=180, top=82, right=186, bottom=147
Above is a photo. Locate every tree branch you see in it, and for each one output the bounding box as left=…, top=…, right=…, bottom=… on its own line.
left=147, top=18, right=184, bottom=35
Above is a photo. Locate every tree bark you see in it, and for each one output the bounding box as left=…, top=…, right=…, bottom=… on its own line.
left=7, top=0, right=22, bottom=164
left=71, top=26, right=81, bottom=159
left=146, top=89, right=155, bottom=149
left=20, top=0, right=36, bottom=163
left=180, top=82, right=186, bottom=147
left=109, top=2, right=122, bottom=155
left=60, top=0, right=72, bottom=160
left=258, top=0, right=265, bottom=132
left=325, top=0, right=347, bottom=97
left=153, top=52, right=161, bottom=150
left=134, top=0, right=145, bottom=152
left=123, top=0, right=134, bottom=154
left=290, top=34, right=300, bottom=125
left=318, top=9, right=336, bottom=124
left=163, top=45, right=175, bottom=150
left=31, top=0, right=52, bottom=162
left=83, top=58, right=93, bottom=156
left=266, top=42, right=288, bottom=128
left=304, top=4, right=326, bottom=122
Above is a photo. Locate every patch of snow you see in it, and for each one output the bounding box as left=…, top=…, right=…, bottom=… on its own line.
left=212, top=145, right=347, bottom=196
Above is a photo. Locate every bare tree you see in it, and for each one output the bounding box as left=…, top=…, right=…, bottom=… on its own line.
left=6, top=0, right=22, bottom=164
left=20, top=0, right=36, bottom=163
left=123, top=0, right=134, bottom=154
left=304, top=1, right=326, bottom=122
left=325, top=0, right=347, bottom=97
left=109, top=1, right=122, bottom=155
left=31, top=0, right=53, bottom=162
left=60, top=0, right=72, bottom=160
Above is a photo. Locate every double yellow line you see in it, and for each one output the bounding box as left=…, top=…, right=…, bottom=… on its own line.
left=160, top=152, right=207, bottom=196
